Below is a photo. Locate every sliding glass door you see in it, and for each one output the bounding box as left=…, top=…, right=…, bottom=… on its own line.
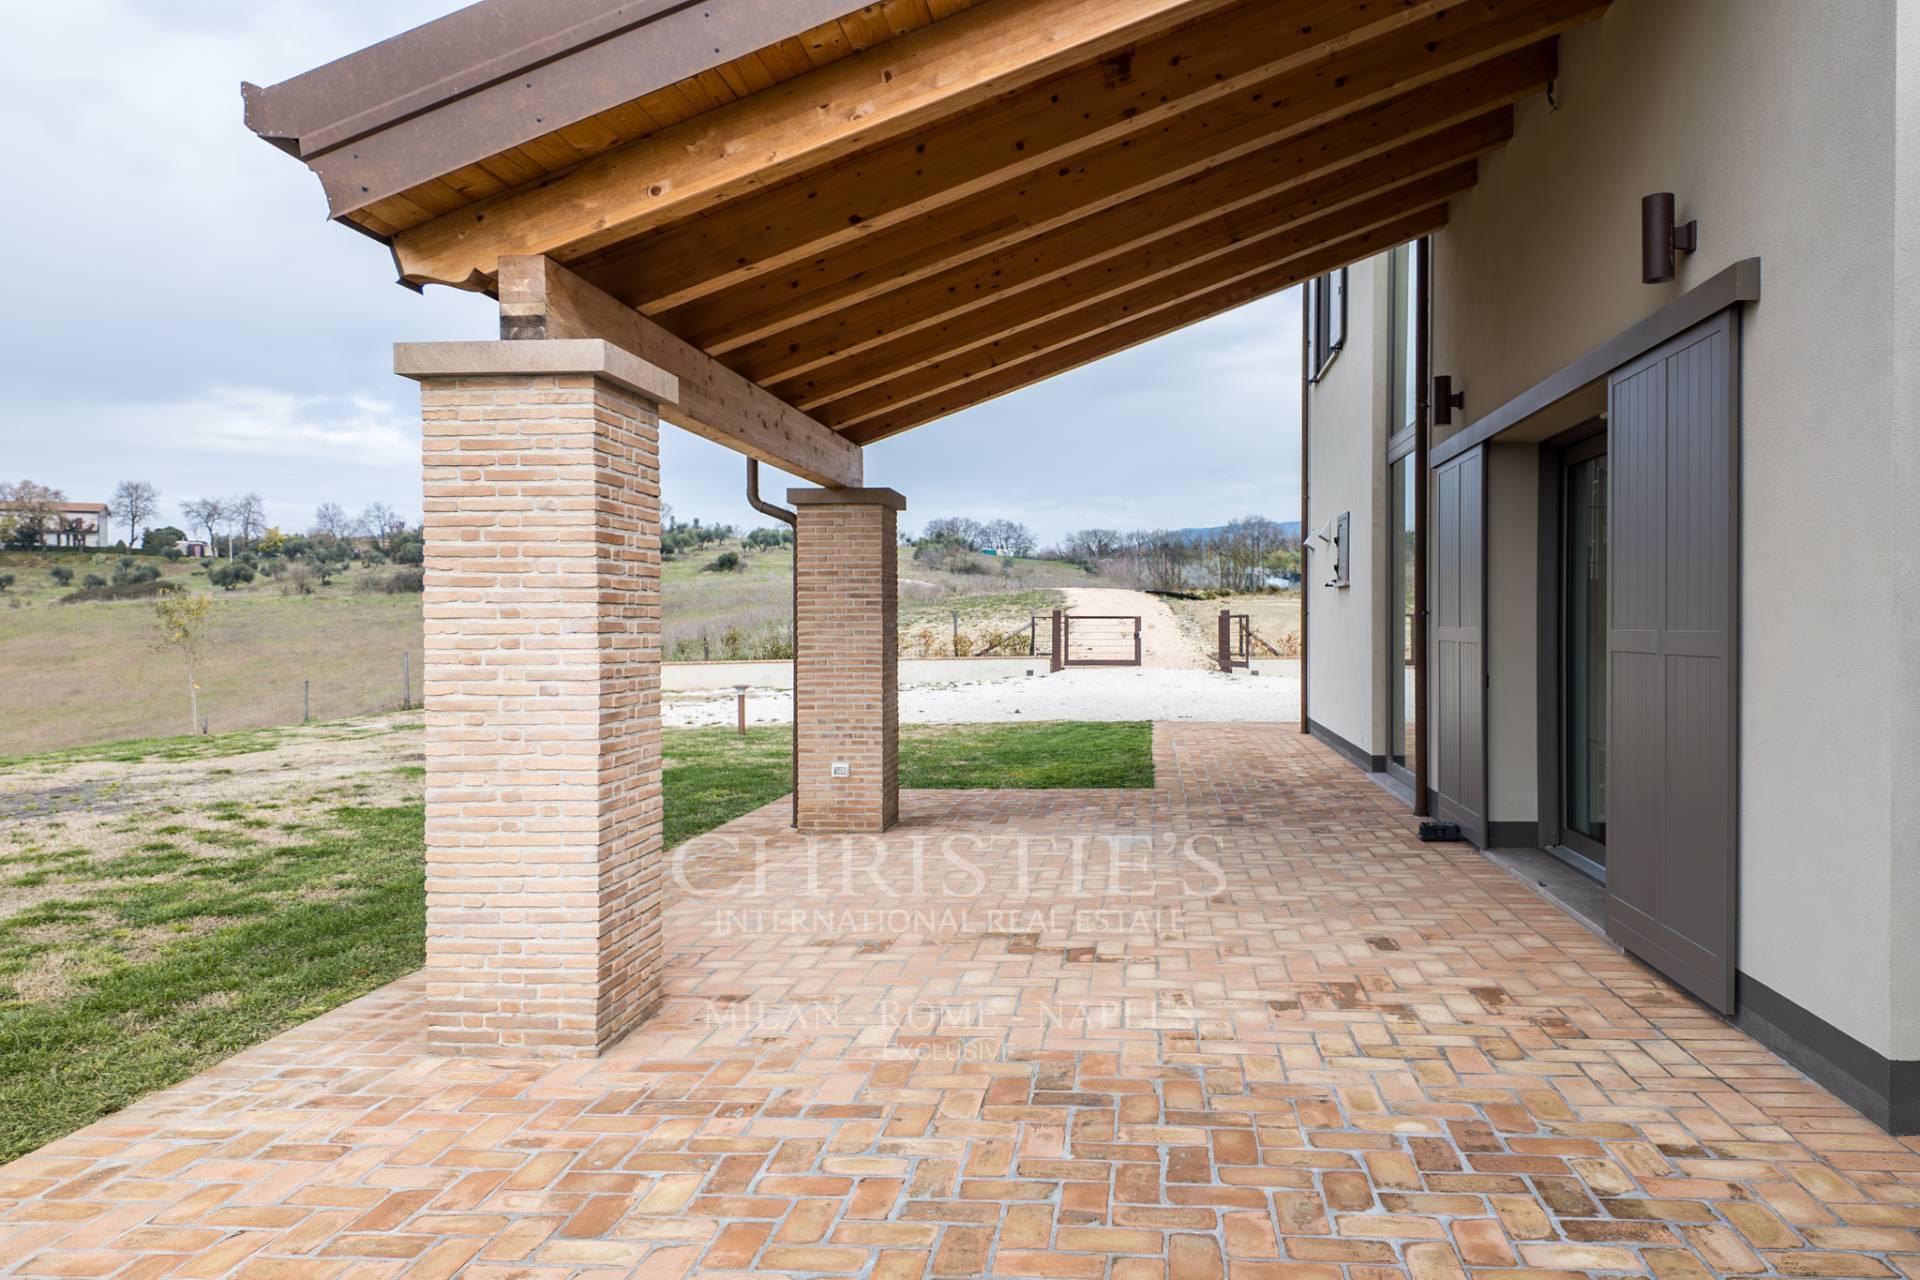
left=1560, top=436, right=1608, bottom=867
left=1387, top=455, right=1416, bottom=782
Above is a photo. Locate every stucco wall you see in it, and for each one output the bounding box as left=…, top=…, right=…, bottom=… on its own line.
left=1305, top=256, right=1389, bottom=757
left=1431, top=0, right=1900, bottom=1054
left=1891, top=0, right=1920, bottom=1064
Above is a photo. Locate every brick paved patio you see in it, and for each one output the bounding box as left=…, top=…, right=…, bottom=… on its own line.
left=2, top=723, right=1915, bottom=1278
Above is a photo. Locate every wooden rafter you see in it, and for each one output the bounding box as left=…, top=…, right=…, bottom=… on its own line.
left=581, top=0, right=1473, bottom=311
left=841, top=204, right=1449, bottom=444
left=391, top=0, right=1247, bottom=288
left=788, top=165, right=1476, bottom=416
left=655, top=42, right=1559, bottom=355
left=497, top=257, right=862, bottom=488
left=730, top=114, right=1513, bottom=389
left=818, top=197, right=1458, bottom=429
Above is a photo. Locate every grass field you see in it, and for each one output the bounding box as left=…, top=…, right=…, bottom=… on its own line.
left=0, top=543, right=1115, bottom=755
left=0, top=715, right=1153, bottom=1162
left=1165, top=589, right=1303, bottom=659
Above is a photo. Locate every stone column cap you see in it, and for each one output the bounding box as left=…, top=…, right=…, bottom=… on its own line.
left=394, top=338, right=679, bottom=405
left=786, top=486, right=906, bottom=511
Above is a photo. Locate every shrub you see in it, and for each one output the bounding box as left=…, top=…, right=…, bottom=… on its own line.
left=280, top=564, right=318, bottom=596
left=48, top=566, right=73, bottom=586
left=60, top=579, right=179, bottom=604
left=111, top=561, right=161, bottom=587
left=705, top=550, right=744, bottom=573
left=383, top=567, right=425, bottom=594
left=208, top=562, right=255, bottom=591
left=392, top=538, right=424, bottom=565
left=0, top=574, right=13, bottom=592
left=162, top=547, right=184, bottom=562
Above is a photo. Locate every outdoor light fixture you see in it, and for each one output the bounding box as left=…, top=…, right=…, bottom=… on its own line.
left=1433, top=375, right=1466, bottom=426
left=1641, top=192, right=1697, bottom=283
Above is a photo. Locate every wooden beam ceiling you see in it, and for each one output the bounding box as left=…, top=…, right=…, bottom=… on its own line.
left=787, top=165, right=1476, bottom=417
left=587, top=0, right=1595, bottom=322
left=579, top=0, right=1474, bottom=311
left=257, top=0, right=1610, bottom=453
left=727, top=113, right=1513, bottom=389
left=821, top=199, right=1456, bottom=430
left=842, top=205, right=1451, bottom=445
left=652, top=41, right=1558, bottom=355
left=391, top=0, right=1247, bottom=288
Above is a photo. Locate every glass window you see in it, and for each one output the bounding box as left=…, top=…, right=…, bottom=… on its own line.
left=1389, top=456, right=1416, bottom=773
left=1388, top=241, right=1422, bottom=434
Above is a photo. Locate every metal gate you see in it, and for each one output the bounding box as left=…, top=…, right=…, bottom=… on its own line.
left=1217, top=610, right=1251, bottom=671
left=1044, top=609, right=1141, bottom=668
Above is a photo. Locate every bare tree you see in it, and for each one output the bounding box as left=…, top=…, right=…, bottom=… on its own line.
left=113, top=480, right=160, bottom=547
left=311, top=501, right=353, bottom=541
left=180, top=497, right=224, bottom=552
left=361, top=502, right=404, bottom=553
left=229, top=492, right=267, bottom=550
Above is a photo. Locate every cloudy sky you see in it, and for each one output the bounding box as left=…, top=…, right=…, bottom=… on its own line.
left=1, top=1, right=1302, bottom=548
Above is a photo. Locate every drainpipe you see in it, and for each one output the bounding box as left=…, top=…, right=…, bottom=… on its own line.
left=1299, top=286, right=1311, bottom=735
left=1412, top=238, right=1432, bottom=817
left=745, top=459, right=799, bottom=827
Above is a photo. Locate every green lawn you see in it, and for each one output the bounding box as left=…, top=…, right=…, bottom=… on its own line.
left=0, top=719, right=1151, bottom=1162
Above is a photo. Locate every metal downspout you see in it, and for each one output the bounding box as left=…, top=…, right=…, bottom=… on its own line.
left=1413, top=238, right=1432, bottom=817
left=1299, top=287, right=1311, bottom=735
left=746, top=459, right=799, bottom=827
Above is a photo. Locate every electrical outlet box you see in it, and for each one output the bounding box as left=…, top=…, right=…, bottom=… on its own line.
left=830, top=762, right=850, bottom=778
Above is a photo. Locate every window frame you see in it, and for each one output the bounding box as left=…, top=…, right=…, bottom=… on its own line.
left=1306, top=268, right=1347, bottom=383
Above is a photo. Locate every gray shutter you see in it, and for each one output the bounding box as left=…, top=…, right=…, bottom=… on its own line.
left=1605, top=310, right=1739, bottom=1013
left=1433, top=448, right=1485, bottom=842
left=1328, top=269, right=1346, bottom=352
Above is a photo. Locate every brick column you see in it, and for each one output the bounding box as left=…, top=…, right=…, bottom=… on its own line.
left=789, top=487, right=905, bottom=832
left=398, top=339, right=678, bottom=1057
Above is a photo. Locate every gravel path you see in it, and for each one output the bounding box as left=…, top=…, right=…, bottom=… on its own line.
left=665, top=664, right=1299, bottom=728
left=1059, top=586, right=1210, bottom=669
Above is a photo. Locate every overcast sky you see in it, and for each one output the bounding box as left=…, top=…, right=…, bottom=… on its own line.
left=0, top=1, right=1301, bottom=548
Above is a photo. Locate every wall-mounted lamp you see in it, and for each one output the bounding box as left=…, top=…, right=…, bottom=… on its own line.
left=1433, top=375, right=1466, bottom=426
left=1641, top=192, right=1698, bottom=283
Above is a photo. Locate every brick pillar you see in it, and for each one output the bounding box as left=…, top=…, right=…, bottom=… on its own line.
left=789, top=487, right=905, bottom=832
left=398, top=338, right=678, bottom=1057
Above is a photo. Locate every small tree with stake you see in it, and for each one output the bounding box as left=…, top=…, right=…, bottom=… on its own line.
left=153, top=594, right=217, bottom=734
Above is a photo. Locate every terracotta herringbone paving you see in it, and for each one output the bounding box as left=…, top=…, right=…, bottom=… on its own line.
left=3, top=723, right=1917, bottom=1279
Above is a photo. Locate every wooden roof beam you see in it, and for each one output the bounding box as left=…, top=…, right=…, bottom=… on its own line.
left=497, top=256, right=862, bottom=488
left=815, top=192, right=1460, bottom=429
left=391, top=0, right=1247, bottom=288
left=844, top=205, right=1449, bottom=445
left=790, top=165, right=1476, bottom=415
left=584, top=0, right=1475, bottom=310
left=657, top=40, right=1560, bottom=355
left=730, top=112, right=1513, bottom=388
left=590, top=0, right=1600, bottom=315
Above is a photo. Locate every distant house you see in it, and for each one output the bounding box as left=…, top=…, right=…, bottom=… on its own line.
left=180, top=540, right=212, bottom=559
left=2, top=500, right=113, bottom=548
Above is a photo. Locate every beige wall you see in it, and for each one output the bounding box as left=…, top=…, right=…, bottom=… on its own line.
left=1305, top=256, right=1390, bottom=757
left=1432, top=0, right=1900, bottom=1054
left=1892, top=0, right=1920, bottom=1063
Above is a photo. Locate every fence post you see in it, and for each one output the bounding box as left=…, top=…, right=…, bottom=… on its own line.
left=951, top=610, right=959, bottom=657
left=1029, top=613, right=1036, bottom=658
left=1050, top=609, right=1064, bottom=673
left=302, top=680, right=310, bottom=723
left=1134, top=616, right=1142, bottom=666
left=1217, top=609, right=1231, bottom=673
left=402, top=652, right=412, bottom=710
